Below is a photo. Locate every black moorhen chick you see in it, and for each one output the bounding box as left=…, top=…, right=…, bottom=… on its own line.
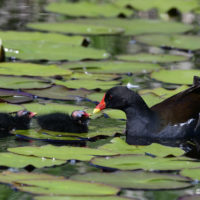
left=37, top=110, right=90, bottom=133
left=0, top=110, right=36, bottom=134
left=93, top=81, right=200, bottom=144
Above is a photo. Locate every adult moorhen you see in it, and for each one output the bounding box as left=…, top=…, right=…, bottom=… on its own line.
left=37, top=110, right=90, bottom=133
left=0, top=110, right=36, bottom=134
left=93, top=81, right=200, bottom=145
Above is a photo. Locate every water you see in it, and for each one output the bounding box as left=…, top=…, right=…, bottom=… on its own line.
left=0, top=0, right=199, bottom=199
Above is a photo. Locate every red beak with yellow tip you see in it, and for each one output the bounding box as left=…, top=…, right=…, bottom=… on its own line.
left=93, top=94, right=106, bottom=114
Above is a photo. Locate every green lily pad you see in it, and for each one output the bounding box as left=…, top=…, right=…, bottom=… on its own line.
left=62, top=61, right=160, bottom=74
left=8, top=144, right=116, bottom=161
left=27, top=22, right=124, bottom=35
left=98, top=138, right=185, bottom=157
left=0, top=103, right=22, bottom=112
left=151, top=70, right=200, bottom=84
left=35, top=196, right=133, bottom=200
left=0, top=171, right=119, bottom=196
left=103, top=109, right=126, bottom=119
left=23, top=85, right=90, bottom=101
left=72, top=171, right=191, bottom=190
left=22, top=103, right=86, bottom=115
left=117, top=53, right=189, bottom=63
left=0, top=76, right=51, bottom=89
left=180, top=168, right=200, bottom=180
left=91, top=155, right=200, bottom=171
left=0, top=62, right=71, bottom=76
left=55, top=19, right=194, bottom=36
left=6, top=40, right=109, bottom=61
left=46, top=2, right=133, bottom=17
left=115, top=0, right=199, bottom=13
left=55, top=79, right=120, bottom=90
left=140, top=93, right=163, bottom=107
left=135, top=34, right=200, bottom=50
left=87, top=92, right=105, bottom=102
left=0, top=153, right=65, bottom=168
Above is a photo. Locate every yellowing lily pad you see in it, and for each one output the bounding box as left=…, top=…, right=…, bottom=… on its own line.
left=72, top=171, right=191, bottom=190
left=0, top=62, right=71, bottom=76
left=46, top=2, right=133, bottom=17
left=151, top=70, right=200, bottom=84
left=0, top=76, right=51, bottom=89
left=27, top=22, right=124, bottom=35
left=0, top=153, right=65, bottom=168
left=115, top=0, right=199, bottom=13
left=91, top=155, right=200, bottom=171
left=117, top=53, right=189, bottom=63
left=62, top=61, right=160, bottom=74
left=135, top=34, right=200, bottom=50
left=0, top=171, right=119, bottom=196
left=98, top=138, right=185, bottom=157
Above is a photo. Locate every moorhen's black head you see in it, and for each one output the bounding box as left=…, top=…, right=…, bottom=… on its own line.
left=93, top=86, right=145, bottom=113
left=71, top=110, right=90, bottom=125
left=14, top=110, right=37, bottom=130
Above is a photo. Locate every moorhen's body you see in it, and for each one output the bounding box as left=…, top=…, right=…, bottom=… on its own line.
left=37, top=110, right=90, bottom=133
left=93, top=83, right=200, bottom=145
left=0, top=110, right=36, bottom=134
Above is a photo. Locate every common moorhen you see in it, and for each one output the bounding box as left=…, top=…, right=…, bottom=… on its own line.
left=0, top=110, right=36, bottom=134
left=37, top=110, right=90, bottom=133
left=93, top=81, right=200, bottom=144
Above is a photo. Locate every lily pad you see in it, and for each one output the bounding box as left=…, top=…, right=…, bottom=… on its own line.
left=140, top=93, right=164, bottom=107
left=0, top=171, right=119, bottom=196
left=135, top=34, right=200, bottom=50
left=27, top=22, right=124, bottom=35
left=98, top=138, right=185, bottom=157
left=62, top=61, right=160, bottom=74
left=0, top=153, right=65, bottom=168
left=46, top=2, right=133, bottom=17
left=0, top=103, right=22, bottom=112
left=115, top=0, right=199, bottom=13
left=55, top=79, right=120, bottom=90
left=180, top=168, right=200, bottom=180
left=22, top=103, right=86, bottom=115
left=0, top=76, right=51, bottom=89
left=54, top=19, right=194, bottom=36
left=117, top=53, right=189, bottom=63
left=23, top=85, right=90, bottom=101
left=72, top=171, right=191, bottom=190
left=151, top=70, right=200, bottom=84
left=0, top=62, right=71, bottom=77
left=5, top=41, right=109, bottom=61
left=8, top=144, right=116, bottom=161
left=35, top=196, right=133, bottom=200
left=91, top=155, right=200, bottom=171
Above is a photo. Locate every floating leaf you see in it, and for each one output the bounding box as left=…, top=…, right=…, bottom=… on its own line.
left=117, top=53, right=189, bottom=63
left=140, top=93, right=163, bottom=107
left=135, top=34, right=200, bottom=50
left=98, top=138, right=184, bottom=157
left=62, top=61, right=160, bottom=74
left=53, top=19, right=194, bottom=36
left=27, top=22, right=124, bottom=35
left=91, top=155, right=200, bottom=171
left=46, top=2, right=133, bottom=17
left=55, top=79, right=120, bottom=90
left=0, top=76, right=51, bottom=89
left=180, top=168, right=200, bottom=180
left=0, top=171, right=119, bottom=196
left=0, top=103, right=22, bottom=112
left=0, top=153, right=65, bottom=168
left=22, top=103, right=86, bottom=115
left=8, top=144, right=116, bottom=161
left=151, top=70, right=200, bottom=84
left=23, top=85, right=90, bottom=101
left=72, top=171, right=191, bottom=190
left=115, top=0, right=199, bottom=13
left=103, top=109, right=126, bottom=119
left=0, top=62, right=71, bottom=76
